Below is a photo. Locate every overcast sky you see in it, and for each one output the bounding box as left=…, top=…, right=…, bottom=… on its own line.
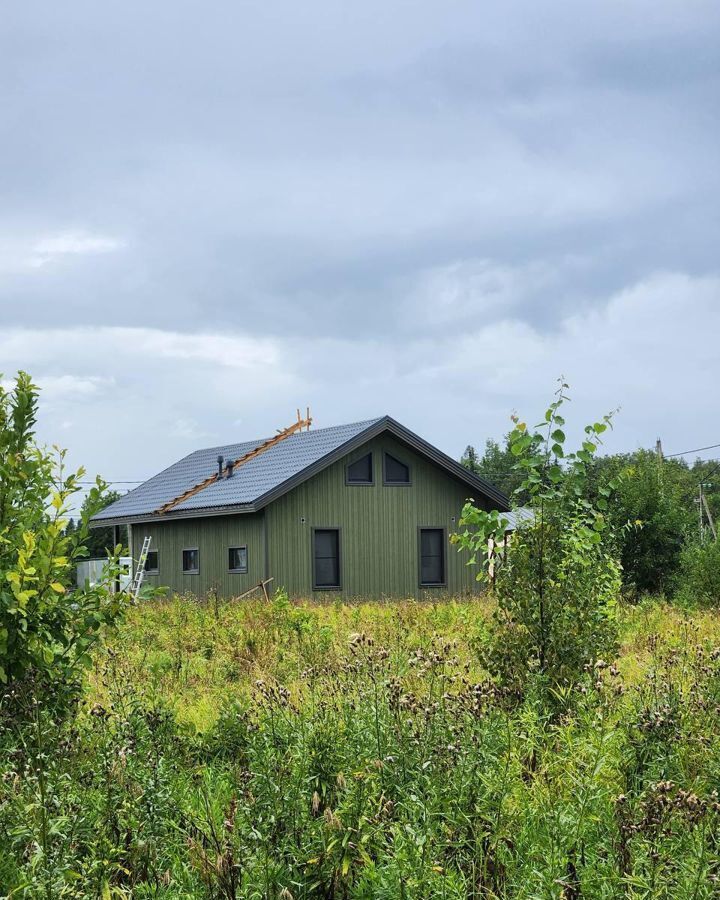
left=1, top=0, right=719, bottom=494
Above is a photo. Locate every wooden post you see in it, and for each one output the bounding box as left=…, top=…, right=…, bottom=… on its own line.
left=702, top=492, right=717, bottom=541
left=113, top=524, right=120, bottom=594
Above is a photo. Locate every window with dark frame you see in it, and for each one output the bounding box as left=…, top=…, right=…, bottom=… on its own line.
left=419, top=528, right=446, bottom=586
left=346, top=452, right=373, bottom=484
left=313, top=528, right=341, bottom=589
left=182, top=548, right=199, bottom=574
left=228, top=546, right=248, bottom=573
left=384, top=452, right=410, bottom=484
left=144, top=549, right=159, bottom=574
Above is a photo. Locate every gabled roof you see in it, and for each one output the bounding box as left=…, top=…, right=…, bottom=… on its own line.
left=91, top=415, right=509, bottom=526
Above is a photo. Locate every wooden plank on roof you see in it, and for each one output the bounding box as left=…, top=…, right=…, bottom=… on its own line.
left=155, top=410, right=313, bottom=515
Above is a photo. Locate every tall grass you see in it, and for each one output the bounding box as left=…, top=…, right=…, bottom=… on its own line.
left=1, top=593, right=719, bottom=898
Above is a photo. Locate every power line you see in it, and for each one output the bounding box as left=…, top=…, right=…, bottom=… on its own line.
left=698, top=460, right=720, bottom=484
left=664, top=442, right=720, bottom=459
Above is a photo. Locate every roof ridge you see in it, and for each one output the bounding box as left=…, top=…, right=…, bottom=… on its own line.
left=189, top=416, right=385, bottom=456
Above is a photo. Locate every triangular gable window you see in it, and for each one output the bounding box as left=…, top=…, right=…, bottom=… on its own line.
left=384, top=452, right=410, bottom=484
left=346, top=452, right=373, bottom=484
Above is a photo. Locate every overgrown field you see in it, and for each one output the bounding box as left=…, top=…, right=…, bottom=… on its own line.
left=2, top=594, right=720, bottom=898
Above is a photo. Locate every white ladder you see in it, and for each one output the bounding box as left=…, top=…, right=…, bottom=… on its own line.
left=130, top=535, right=152, bottom=601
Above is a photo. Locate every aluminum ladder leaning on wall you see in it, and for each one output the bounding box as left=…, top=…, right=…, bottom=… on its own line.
left=129, top=535, right=152, bottom=602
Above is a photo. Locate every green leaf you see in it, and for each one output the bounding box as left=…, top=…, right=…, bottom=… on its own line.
left=551, top=429, right=565, bottom=443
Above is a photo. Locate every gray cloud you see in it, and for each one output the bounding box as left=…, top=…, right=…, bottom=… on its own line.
left=0, top=0, right=718, bottom=487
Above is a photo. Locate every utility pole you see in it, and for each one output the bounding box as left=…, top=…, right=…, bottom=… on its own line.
left=702, top=490, right=717, bottom=541
left=655, top=438, right=663, bottom=461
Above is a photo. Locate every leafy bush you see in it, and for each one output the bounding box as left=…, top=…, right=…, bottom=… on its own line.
left=0, top=372, right=124, bottom=702
left=588, top=450, right=692, bottom=596
left=454, top=382, right=621, bottom=691
left=674, top=538, right=720, bottom=607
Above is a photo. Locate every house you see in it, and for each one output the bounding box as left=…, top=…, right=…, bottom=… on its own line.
left=91, top=415, right=509, bottom=599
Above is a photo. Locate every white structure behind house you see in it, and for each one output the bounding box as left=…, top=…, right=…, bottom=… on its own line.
left=76, top=557, right=132, bottom=592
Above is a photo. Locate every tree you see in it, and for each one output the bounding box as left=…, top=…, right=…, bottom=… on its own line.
left=453, top=382, right=621, bottom=693
left=588, top=452, right=695, bottom=596
left=461, top=436, right=526, bottom=500
left=0, top=372, right=124, bottom=697
left=77, top=490, right=127, bottom=558
left=460, top=445, right=481, bottom=474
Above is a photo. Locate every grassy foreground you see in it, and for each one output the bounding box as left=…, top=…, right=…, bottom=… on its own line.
left=2, top=593, right=720, bottom=898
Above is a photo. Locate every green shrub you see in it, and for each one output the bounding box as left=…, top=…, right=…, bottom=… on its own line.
left=674, top=538, right=720, bottom=607
left=0, top=371, right=124, bottom=704
left=454, top=381, right=621, bottom=691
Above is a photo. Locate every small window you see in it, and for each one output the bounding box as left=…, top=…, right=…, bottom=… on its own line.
left=313, top=528, right=341, bottom=590
left=228, top=546, right=248, bottom=573
left=419, top=528, right=446, bottom=587
left=384, top=452, right=410, bottom=485
left=182, top=548, right=199, bottom=574
left=144, top=549, right=159, bottom=574
left=346, top=452, right=373, bottom=484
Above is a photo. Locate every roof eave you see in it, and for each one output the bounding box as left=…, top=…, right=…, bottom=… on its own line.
left=90, top=502, right=258, bottom=528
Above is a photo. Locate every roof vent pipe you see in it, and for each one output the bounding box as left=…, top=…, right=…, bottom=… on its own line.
left=226, top=460, right=234, bottom=478
left=217, top=455, right=224, bottom=478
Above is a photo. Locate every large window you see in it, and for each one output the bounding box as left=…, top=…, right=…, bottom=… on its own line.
left=228, top=546, right=248, bottom=573
left=182, top=548, right=199, bottom=574
left=144, top=549, right=159, bottom=574
left=313, top=528, right=341, bottom=590
left=383, top=452, right=410, bottom=485
left=419, top=528, right=446, bottom=587
left=346, top=452, right=373, bottom=485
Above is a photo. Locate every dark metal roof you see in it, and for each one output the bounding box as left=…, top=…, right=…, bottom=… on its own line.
left=91, top=415, right=509, bottom=526
left=500, top=507, right=534, bottom=530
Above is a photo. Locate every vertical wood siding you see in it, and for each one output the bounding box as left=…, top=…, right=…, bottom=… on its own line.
left=133, top=512, right=265, bottom=597
left=266, top=435, right=491, bottom=598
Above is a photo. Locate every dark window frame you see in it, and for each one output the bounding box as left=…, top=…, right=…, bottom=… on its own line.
left=182, top=547, right=200, bottom=575
left=345, top=451, right=374, bottom=486
left=144, top=548, right=159, bottom=575
left=228, top=545, right=248, bottom=574
left=383, top=451, right=412, bottom=486
left=418, top=526, right=447, bottom=588
left=311, top=527, right=342, bottom=591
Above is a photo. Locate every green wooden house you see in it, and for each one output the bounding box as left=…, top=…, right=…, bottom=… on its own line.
left=92, top=416, right=509, bottom=598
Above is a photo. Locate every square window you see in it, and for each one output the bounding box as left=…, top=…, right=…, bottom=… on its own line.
left=144, top=549, right=159, bottom=574
left=228, top=546, right=248, bottom=573
left=182, top=548, right=199, bottom=574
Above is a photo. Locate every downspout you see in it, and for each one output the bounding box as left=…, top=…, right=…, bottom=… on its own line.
left=263, top=508, right=270, bottom=582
